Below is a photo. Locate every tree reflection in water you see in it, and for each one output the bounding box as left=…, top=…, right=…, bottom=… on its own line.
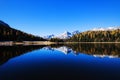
left=65, top=43, right=120, bottom=58
left=0, top=45, right=46, bottom=65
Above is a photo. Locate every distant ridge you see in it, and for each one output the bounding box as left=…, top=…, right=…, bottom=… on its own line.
left=0, top=20, right=46, bottom=41
left=90, top=27, right=120, bottom=31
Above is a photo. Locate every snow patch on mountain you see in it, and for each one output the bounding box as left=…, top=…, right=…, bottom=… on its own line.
left=91, top=27, right=120, bottom=31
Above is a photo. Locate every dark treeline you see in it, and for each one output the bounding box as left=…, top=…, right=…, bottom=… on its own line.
left=0, top=45, right=46, bottom=65
left=0, top=20, right=46, bottom=41
left=49, top=38, right=64, bottom=42
left=68, top=30, right=120, bottom=42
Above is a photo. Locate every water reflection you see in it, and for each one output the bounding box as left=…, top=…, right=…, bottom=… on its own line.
left=46, top=43, right=120, bottom=58
left=66, top=43, right=120, bottom=58
left=0, top=43, right=120, bottom=65
left=1, top=44, right=120, bottom=80
left=0, top=45, right=46, bottom=65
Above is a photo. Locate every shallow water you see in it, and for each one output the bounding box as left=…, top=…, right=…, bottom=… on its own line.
left=0, top=44, right=120, bottom=80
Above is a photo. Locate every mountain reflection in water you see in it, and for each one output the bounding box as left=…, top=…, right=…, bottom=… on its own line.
left=0, top=43, right=120, bottom=65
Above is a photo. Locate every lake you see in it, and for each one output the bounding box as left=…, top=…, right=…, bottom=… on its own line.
left=0, top=43, right=120, bottom=80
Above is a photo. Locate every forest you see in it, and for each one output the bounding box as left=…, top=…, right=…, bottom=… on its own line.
left=68, top=29, right=120, bottom=42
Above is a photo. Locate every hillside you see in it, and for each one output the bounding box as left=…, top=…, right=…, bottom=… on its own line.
left=68, top=29, right=120, bottom=42
left=0, top=20, right=46, bottom=41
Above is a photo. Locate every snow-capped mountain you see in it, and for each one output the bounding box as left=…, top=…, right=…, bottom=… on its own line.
left=43, top=34, right=55, bottom=39
left=43, top=30, right=80, bottom=39
left=55, top=31, right=72, bottom=39
left=91, top=27, right=120, bottom=31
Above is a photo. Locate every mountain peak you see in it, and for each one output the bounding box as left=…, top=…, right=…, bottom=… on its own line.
left=61, top=31, right=71, bottom=36
left=56, top=31, right=72, bottom=39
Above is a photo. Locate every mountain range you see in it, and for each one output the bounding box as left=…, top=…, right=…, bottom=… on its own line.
left=44, top=27, right=120, bottom=40
left=43, top=30, right=80, bottom=39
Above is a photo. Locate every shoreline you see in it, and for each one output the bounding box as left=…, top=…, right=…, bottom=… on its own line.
left=65, top=42, right=120, bottom=44
left=0, top=41, right=56, bottom=46
left=0, top=41, right=120, bottom=46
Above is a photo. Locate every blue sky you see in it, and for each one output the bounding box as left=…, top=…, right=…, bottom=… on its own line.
left=0, top=0, right=120, bottom=36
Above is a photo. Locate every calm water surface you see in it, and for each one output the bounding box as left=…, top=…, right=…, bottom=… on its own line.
left=0, top=44, right=120, bottom=80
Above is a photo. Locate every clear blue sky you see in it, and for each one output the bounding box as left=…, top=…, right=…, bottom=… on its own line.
left=0, top=0, right=120, bottom=36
